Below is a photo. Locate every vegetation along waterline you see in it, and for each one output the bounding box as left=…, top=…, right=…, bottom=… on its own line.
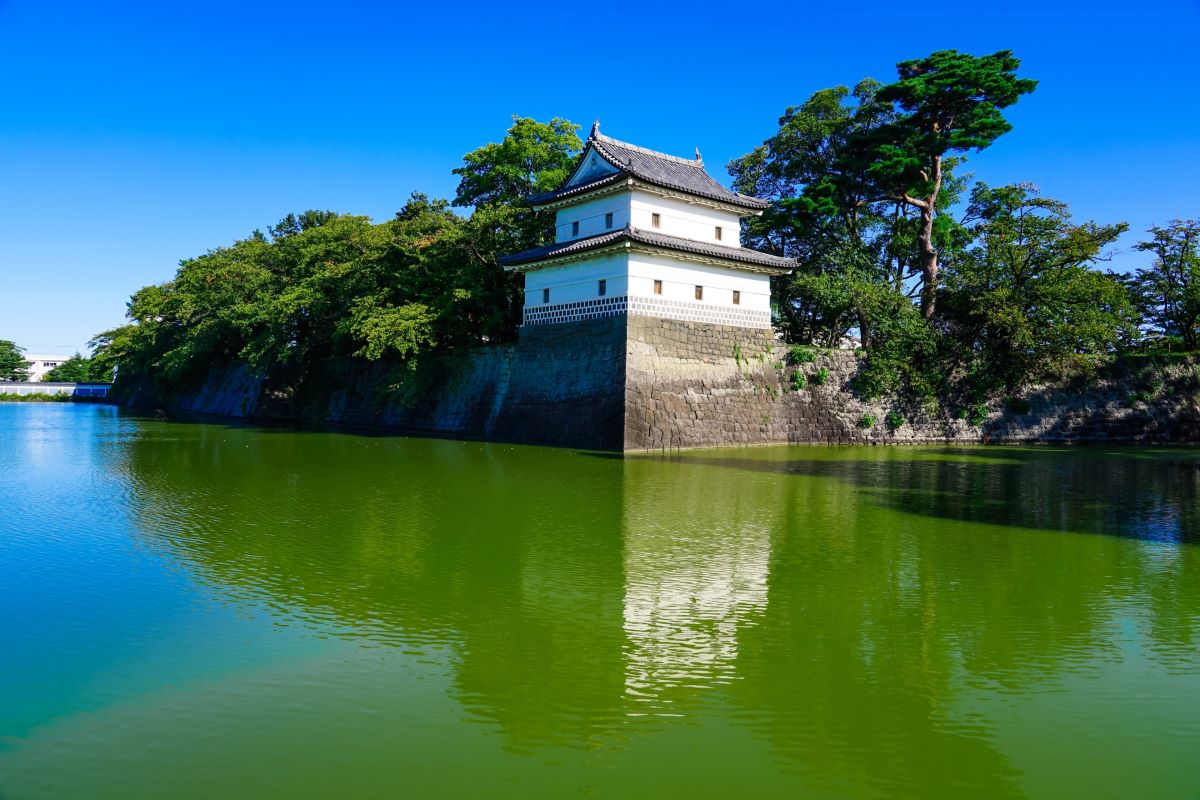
left=61, top=48, right=1195, bottom=446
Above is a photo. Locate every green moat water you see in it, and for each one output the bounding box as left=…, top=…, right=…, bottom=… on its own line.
left=2, top=403, right=1199, bottom=798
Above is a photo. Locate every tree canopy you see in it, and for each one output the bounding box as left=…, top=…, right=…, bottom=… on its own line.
left=940, top=183, right=1135, bottom=393
left=0, top=340, right=29, bottom=382
left=90, top=49, right=1194, bottom=414
left=42, top=353, right=111, bottom=383
left=97, top=117, right=584, bottom=406
left=1129, top=220, right=1200, bottom=350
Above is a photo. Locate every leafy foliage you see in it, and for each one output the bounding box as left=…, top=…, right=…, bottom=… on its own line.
left=730, top=50, right=1161, bottom=409
left=1128, top=220, right=1200, bottom=350
left=100, top=118, right=583, bottom=403
left=43, top=353, right=111, bottom=382
left=0, top=340, right=29, bottom=382
left=940, top=183, right=1135, bottom=392
left=863, top=50, right=1037, bottom=318
left=453, top=117, right=582, bottom=336
left=787, top=345, right=817, bottom=365
left=729, top=81, right=905, bottom=347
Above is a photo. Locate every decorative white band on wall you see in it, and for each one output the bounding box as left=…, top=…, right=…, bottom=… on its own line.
left=626, top=296, right=771, bottom=329
left=523, top=296, right=629, bottom=326
left=522, top=295, right=771, bottom=329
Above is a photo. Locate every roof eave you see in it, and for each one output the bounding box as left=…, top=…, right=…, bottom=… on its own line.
left=626, top=243, right=793, bottom=276
left=501, top=240, right=630, bottom=273
left=625, top=179, right=766, bottom=215
left=528, top=175, right=633, bottom=211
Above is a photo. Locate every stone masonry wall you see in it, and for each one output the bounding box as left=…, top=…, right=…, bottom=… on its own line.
left=158, top=314, right=1200, bottom=451
left=165, top=316, right=628, bottom=450
left=320, top=316, right=628, bottom=449
left=624, top=316, right=1200, bottom=450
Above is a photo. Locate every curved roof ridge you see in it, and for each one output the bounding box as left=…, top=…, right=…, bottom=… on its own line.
left=526, top=125, right=769, bottom=212
left=591, top=130, right=702, bottom=167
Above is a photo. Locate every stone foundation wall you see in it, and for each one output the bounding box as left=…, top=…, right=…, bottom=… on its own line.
left=320, top=317, right=627, bottom=449
left=164, top=316, right=628, bottom=450
left=155, top=314, right=1200, bottom=451
left=624, top=317, right=1200, bottom=450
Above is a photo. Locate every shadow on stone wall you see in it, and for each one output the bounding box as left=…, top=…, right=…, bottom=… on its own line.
left=134, top=315, right=1200, bottom=451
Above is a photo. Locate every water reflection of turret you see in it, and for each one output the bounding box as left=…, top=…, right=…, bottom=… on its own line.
left=118, top=422, right=631, bottom=752
left=619, top=456, right=781, bottom=712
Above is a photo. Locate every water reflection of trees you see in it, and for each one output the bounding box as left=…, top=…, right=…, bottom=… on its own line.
left=119, top=428, right=1200, bottom=790
left=119, top=426, right=631, bottom=751
left=678, top=447, right=1200, bottom=794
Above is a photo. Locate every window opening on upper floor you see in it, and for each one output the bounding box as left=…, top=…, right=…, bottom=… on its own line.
left=651, top=213, right=661, bottom=228
left=605, top=212, right=613, bottom=229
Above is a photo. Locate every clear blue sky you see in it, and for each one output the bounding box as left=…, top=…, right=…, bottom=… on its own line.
left=3, top=0, right=1198, bottom=355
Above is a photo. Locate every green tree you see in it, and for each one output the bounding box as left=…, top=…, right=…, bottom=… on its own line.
left=941, top=183, right=1134, bottom=393
left=0, top=340, right=29, bottom=382
left=42, top=353, right=109, bottom=382
left=728, top=75, right=969, bottom=385
left=453, top=116, right=583, bottom=338
left=1130, top=220, right=1200, bottom=350
left=852, top=50, right=1036, bottom=318
left=729, top=81, right=897, bottom=346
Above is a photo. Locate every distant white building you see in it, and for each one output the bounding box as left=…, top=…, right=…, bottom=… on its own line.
left=23, top=354, right=71, bottom=382
left=499, top=122, right=792, bottom=328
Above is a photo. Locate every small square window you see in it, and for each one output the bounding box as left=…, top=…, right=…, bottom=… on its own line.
left=695, top=285, right=704, bottom=301
left=542, top=288, right=550, bottom=304
left=732, top=290, right=740, bottom=305
left=598, top=279, right=607, bottom=296
left=605, top=212, right=613, bottom=229
left=571, top=221, right=580, bottom=236
left=653, top=279, right=663, bottom=295
left=651, top=213, right=661, bottom=228
left=715, top=226, right=723, bottom=241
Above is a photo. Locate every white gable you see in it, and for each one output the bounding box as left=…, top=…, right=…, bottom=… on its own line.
left=564, top=144, right=620, bottom=187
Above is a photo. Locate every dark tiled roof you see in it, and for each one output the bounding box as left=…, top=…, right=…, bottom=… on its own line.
left=527, top=127, right=768, bottom=211
left=526, top=171, right=628, bottom=206
left=498, top=226, right=794, bottom=274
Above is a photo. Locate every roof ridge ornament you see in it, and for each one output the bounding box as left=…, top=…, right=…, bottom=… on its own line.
left=694, top=147, right=703, bottom=167
left=590, top=119, right=600, bottom=139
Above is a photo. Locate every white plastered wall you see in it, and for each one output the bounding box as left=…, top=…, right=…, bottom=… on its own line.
left=629, top=191, right=743, bottom=246
left=554, top=194, right=631, bottom=242
left=522, top=252, right=629, bottom=307
left=627, top=252, right=770, bottom=311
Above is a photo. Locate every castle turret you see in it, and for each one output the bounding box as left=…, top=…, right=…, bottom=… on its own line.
left=499, top=124, right=792, bottom=329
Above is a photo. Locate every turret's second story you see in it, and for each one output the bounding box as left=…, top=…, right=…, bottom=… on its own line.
left=528, top=123, right=767, bottom=248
